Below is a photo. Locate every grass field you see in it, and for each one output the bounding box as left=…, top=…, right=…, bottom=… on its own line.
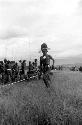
left=0, top=71, right=82, bottom=125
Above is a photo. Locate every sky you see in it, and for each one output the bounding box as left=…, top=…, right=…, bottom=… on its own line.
left=0, top=0, right=82, bottom=61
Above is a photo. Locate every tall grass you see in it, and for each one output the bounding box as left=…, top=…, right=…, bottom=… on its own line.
left=0, top=71, right=82, bottom=124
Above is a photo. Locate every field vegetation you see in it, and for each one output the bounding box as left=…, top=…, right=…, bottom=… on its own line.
left=0, top=71, right=82, bottom=124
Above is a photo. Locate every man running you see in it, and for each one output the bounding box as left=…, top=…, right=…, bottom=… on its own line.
left=40, top=43, right=55, bottom=87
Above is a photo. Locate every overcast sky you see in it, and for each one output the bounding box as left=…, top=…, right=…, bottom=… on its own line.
left=0, top=0, right=82, bottom=60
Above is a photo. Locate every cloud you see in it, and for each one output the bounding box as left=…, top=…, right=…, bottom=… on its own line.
left=78, top=0, right=82, bottom=8
left=0, top=26, right=28, bottom=39
left=0, top=0, right=79, bottom=39
left=0, top=0, right=82, bottom=59
left=3, top=37, right=30, bottom=60
left=57, top=48, right=82, bottom=57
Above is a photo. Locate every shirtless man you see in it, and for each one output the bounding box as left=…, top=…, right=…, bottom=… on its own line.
left=40, top=43, right=55, bottom=87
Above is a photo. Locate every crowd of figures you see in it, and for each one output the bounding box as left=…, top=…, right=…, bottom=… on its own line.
left=0, top=58, right=39, bottom=84
left=1, top=58, right=82, bottom=85
left=54, top=65, right=82, bottom=72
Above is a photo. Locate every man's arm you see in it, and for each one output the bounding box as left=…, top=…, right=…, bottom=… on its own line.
left=40, top=56, right=43, bottom=72
left=49, top=55, right=55, bottom=66
left=38, top=57, right=43, bottom=79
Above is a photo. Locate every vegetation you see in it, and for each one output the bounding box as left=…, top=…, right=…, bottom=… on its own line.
left=0, top=71, right=82, bottom=124
left=79, top=66, right=82, bottom=72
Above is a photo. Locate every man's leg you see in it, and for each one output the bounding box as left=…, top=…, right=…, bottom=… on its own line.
left=43, top=72, right=51, bottom=88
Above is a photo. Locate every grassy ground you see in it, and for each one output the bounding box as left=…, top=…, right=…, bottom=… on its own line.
left=0, top=71, right=82, bottom=124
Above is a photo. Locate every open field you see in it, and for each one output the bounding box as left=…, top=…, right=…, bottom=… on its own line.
left=0, top=71, right=82, bottom=124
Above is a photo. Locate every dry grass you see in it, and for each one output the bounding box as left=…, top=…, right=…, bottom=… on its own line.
left=0, top=71, right=82, bottom=124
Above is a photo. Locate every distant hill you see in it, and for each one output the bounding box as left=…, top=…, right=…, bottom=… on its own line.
left=29, top=54, right=82, bottom=67
left=55, top=55, right=82, bottom=66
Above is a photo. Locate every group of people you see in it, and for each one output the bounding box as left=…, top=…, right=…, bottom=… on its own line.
left=0, top=43, right=55, bottom=88
left=0, top=58, right=38, bottom=84
left=0, top=59, right=25, bottom=84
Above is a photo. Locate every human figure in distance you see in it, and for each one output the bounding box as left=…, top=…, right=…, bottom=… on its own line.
left=40, top=43, right=55, bottom=88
